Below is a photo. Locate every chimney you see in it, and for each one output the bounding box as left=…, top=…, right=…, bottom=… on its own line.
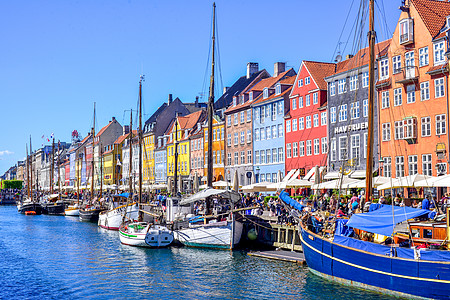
left=346, top=54, right=354, bottom=59
left=123, top=125, right=130, bottom=135
left=195, top=96, right=199, bottom=107
left=223, top=87, right=229, bottom=94
left=247, top=62, right=259, bottom=79
left=168, top=94, right=173, bottom=105
left=273, top=62, right=286, bottom=77
left=112, top=116, right=116, bottom=122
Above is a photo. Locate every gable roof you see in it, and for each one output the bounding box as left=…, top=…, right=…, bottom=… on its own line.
left=252, top=76, right=296, bottom=105
left=411, top=0, right=450, bottom=39
left=145, top=102, right=167, bottom=125
left=303, top=61, right=336, bottom=90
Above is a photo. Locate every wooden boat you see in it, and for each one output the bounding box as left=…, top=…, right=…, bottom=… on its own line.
left=18, top=198, right=43, bottom=215
left=119, top=222, right=173, bottom=248
left=98, top=195, right=139, bottom=230
left=41, top=194, right=65, bottom=215
left=79, top=206, right=106, bottom=222
left=65, top=204, right=80, bottom=216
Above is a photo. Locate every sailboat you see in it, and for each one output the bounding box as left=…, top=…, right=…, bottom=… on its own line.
left=41, top=138, right=65, bottom=215
left=79, top=103, right=107, bottom=222
left=118, top=76, right=174, bottom=247
left=299, top=1, right=450, bottom=299
left=173, top=3, right=244, bottom=250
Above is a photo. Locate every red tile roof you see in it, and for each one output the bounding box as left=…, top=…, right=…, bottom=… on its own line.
left=303, top=61, right=336, bottom=90
left=177, top=110, right=205, bottom=130
left=411, top=0, right=450, bottom=38
left=252, top=76, right=295, bottom=105
left=113, top=130, right=137, bottom=145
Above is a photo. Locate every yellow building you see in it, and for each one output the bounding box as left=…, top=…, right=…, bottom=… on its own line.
left=102, top=149, right=114, bottom=185
left=203, top=115, right=225, bottom=182
left=143, top=133, right=155, bottom=184
left=166, top=110, right=205, bottom=193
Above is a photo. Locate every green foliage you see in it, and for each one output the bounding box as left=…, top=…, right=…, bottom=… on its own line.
left=2, top=180, right=23, bottom=189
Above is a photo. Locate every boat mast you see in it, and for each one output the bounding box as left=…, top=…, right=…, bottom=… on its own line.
left=30, top=135, right=33, bottom=201
left=26, top=144, right=30, bottom=199
left=77, top=152, right=80, bottom=204
left=365, top=0, right=375, bottom=202
left=91, top=102, right=96, bottom=200
left=100, top=142, right=103, bottom=199
left=207, top=2, right=215, bottom=189
left=128, top=109, right=133, bottom=201
left=50, top=138, right=55, bottom=194
left=174, top=116, right=179, bottom=196
left=58, top=140, right=61, bottom=200
left=138, top=75, right=144, bottom=204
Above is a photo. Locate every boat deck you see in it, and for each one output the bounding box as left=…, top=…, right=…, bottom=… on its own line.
left=247, top=250, right=306, bottom=265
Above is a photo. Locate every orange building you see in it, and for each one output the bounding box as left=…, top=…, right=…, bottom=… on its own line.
left=203, top=115, right=225, bottom=182
left=378, top=0, right=450, bottom=196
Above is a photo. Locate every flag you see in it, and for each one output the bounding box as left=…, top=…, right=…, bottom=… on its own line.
left=41, top=135, right=45, bottom=139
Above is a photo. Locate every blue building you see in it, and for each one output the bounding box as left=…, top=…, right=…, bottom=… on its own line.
left=251, top=66, right=296, bottom=183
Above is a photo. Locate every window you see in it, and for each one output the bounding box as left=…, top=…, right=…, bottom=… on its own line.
left=272, top=125, right=277, bottom=138
left=255, top=129, right=260, bottom=141
left=272, top=103, right=277, bottom=121
left=314, top=138, right=320, bottom=155
left=321, top=137, right=327, bottom=154
left=305, top=77, right=310, bottom=85
left=408, top=155, right=418, bottom=175
left=227, top=115, right=231, bottom=127
left=299, top=117, right=304, bottom=130
left=399, top=18, right=413, bottom=44
left=266, top=149, right=271, bottom=164
left=261, top=127, right=266, bottom=140
left=394, top=121, right=404, bottom=140
left=239, top=94, right=244, bottom=105
left=234, top=152, right=238, bottom=165
left=234, top=132, right=238, bottom=145
left=313, top=114, right=319, bottom=127
left=396, top=156, right=405, bottom=177
left=306, top=116, right=312, bottom=128
left=422, top=154, right=432, bottom=176
left=382, top=123, right=391, bottom=141
left=234, top=113, right=238, bottom=125
left=306, top=94, right=311, bottom=106
left=419, top=47, right=429, bottom=67
left=232, top=97, right=237, bottom=106
left=338, top=78, right=346, bottom=94
left=393, top=55, right=401, bottom=74
left=436, top=114, right=447, bottom=135
left=247, top=150, right=252, bottom=164
left=240, top=111, right=245, bottom=123
left=299, top=96, right=303, bottom=108
left=330, top=138, right=337, bottom=161
left=339, top=136, right=347, bottom=160
left=292, top=97, right=297, bottom=110
left=338, top=104, right=347, bottom=122
left=286, top=120, right=291, bottom=133
left=247, top=109, right=251, bottom=122
left=313, top=92, right=318, bottom=105
left=247, top=130, right=251, bottom=143
left=249, top=91, right=253, bottom=101
left=434, top=41, right=445, bottom=65
left=266, top=127, right=271, bottom=139
left=298, top=79, right=303, bottom=87
left=275, top=83, right=281, bottom=95
left=263, top=88, right=269, bottom=99
left=278, top=101, right=283, bottom=114
left=381, top=91, right=390, bottom=109
left=240, top=151, right=245, bottom=164
left=363, top=99, right=368, bottom=117
left=394, top=88, right=402, bottom=106
left=278, top=148, right=284, bottom=162
left=255, top=151, right=260, bottom=164
left=421, top=117, right=431, bottom=137
left=406, top=85, right=415, bottom=103
left=306, top=140, right=312, bottom=156
left=435, top=78, right=445, bottom=98
left=227, top=134, right=232, bottom=146
left=330, top=82, right=336, bottom=96
left=330, top=107, right=337, bottom=123
left=321, top=112, right=327, bottom=126
left=272, top=148, right=278, bottom=163
left=380, top=58, right=389, bottom=79
left=405, top=51, right=415, bottom=78
left=254, top=108, right=260, bottom=123
left=299, top=141, right=305, bottom=157
left=261, top=106, right=265, bottom=123
left=292, top=118, right=297, bottom=131
left=213, top=129, right=216, bottom=141
left=293, top=142, right=298, bottom=157
left=403, top=118, right=417, bottom=139
left=383, top=157, right=392, bottom=177
left=286, top=144, right=291, bottom=158
left=260, top=174, right=265, bottom=182
left=362, top=72, right=369, bottom=87
left=240, top=131, right=245, bottom=144
left=221, top=128, right=224, bottom=140
left=261, top=150, right=266, bottom=163
left=419, top=81, right=430, bottom=101
left=350, top=75, right=358, bottom=91
left=351, top=135, right=360, bottom=165
left=351, top=102, right=360, bottom=119
left=278, top=124, right=283, bottom=137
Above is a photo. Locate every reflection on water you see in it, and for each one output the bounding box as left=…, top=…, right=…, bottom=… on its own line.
left=0, top=206, right=394, bottom=299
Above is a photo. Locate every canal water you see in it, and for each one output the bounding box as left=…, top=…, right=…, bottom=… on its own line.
left=0, top=206, right=394, bottom=299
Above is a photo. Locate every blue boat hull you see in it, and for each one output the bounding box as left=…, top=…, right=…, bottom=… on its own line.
left=299, top=226, right=450, bottom=299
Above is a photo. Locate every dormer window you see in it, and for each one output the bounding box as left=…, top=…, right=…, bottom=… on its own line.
left=249, top=91, right=253, bottom=101
left=239, top=94, right=244, bottom=105
left=305, top=77, right=310, bottom=85
left=233, top=96, right=237, bottom=106
left=185, top=129, right=189, bottom=137
left=399, top=18, right=414, bottom=45
left=275, top=83, right=281, bottom=95
left=263, top=88, right=269, bottom=99
left=298, top=79, right=303, bottom=87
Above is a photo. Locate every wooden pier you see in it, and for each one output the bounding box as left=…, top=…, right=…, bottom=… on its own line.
left=248, top=250, right=306, bottom=265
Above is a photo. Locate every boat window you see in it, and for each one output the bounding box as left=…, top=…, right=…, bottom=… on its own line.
left=423, top=229, right=433, bottom=239
left=411, top=228, right=420, bottom=238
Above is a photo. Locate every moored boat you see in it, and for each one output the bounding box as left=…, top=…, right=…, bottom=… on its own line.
left=18, top=199, right=43, bottom=215
left=98, top=196, right=139, bottom=230
left=79, top=206, right=106, bottom=222
left=65, top=205, right=80, bottom=216
left=119, top=222, right=173, bottom=248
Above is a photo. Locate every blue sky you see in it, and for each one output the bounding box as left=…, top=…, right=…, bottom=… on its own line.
left=0, top=0, right=401, bottom=174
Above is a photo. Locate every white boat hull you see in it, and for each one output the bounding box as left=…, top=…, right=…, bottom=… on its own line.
left=65, top=207, right=80, bottom=216
left=98, top=203, right=139, bottom=230
left=174, top=220, right=243, bottom=249
left=119, top=222, right=173, bottom=248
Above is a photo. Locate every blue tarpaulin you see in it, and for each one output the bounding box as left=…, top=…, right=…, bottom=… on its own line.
left=346, top=205, right=435, bottom=237
left=279, top=191, right=305, bottom=212
left=335, top=219, right=354, bottom=237
left=116, top=192, right=130, bottom=198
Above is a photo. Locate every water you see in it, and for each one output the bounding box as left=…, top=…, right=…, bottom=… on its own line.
left=0, top=206, right=395, bottom=299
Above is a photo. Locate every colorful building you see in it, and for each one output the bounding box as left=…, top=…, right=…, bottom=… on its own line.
left=203, top=115, right=225, bottom=182
left=377, top=0, right=450, bottom=197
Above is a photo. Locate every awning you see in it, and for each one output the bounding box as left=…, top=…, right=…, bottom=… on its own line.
left=179, top=188, right=241, bottom=205
left=282, top=169, right=297, bottom=182
left=349, top=170, right=367, bottom=179
left=303, top=168, right=315, bottom=180
left=323, top=171, right=340, bottom=180
left=377, top=174, right=433, bottom=190
left=346, top=205, right=435, bottom=236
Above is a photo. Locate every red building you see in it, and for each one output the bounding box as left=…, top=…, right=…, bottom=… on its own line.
left=285, top=61, right=335, bottom=177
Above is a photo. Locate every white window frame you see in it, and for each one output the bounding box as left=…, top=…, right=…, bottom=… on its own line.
left=435, top=77, right=445, bottom=98
left=420, top=81, right=430, bottom=101
left=421, top=116, right=431, bottom=137
left=394, top=88, right=402, bottom=106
